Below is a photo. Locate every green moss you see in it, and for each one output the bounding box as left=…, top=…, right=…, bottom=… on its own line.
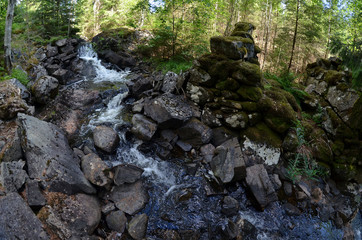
left=219, top=100, right=243, bottom=110
left=215, top=78, right=240, bottom=91
left=197, top=54, right=229, bottom=72
left=348, top=97, right=362, bottom=133
left=324, top=70, right=343, bottom=85
left=336, top=83, right=349, bottom=91
left=221, top=90, right=240, bottom=100
left=254, top=45, right=261, bottom=54
left=332, top=163, right=357, bottom=181
left=230, top=31, right=253, bottom=39
left=237, top=86, right=262, bottom=102
left=332, top=140, right=344, bottom=156
left=242, top=122, right=282, bottom=148
left=234, top=22, right=255, bottom=32
left=239, top=101, right=259, bottom=112
left=264, top=115, right=293, bottom=134
left=232, top=61, right=261, bottom=85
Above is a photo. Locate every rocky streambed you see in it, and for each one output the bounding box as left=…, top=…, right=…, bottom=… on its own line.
left=0, top=23, right=361, bottom=240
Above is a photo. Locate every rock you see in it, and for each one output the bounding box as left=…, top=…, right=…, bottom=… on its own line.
left=232, top=61, right=262, bottom=86
left=283, top=203, right=301, bottom=216
left=224, top=112, right=248, bottom=129
left=144, top=93, right=193, bottom=129
left=109, top=180, right=148, bottom=215
left=220, top=219, right=239, bottom=239
left=210, top=36, right=254, bottom=60
left=326, top=86, right=359, bottom=121
left=211, top=127, right=235, bottom=147
left=188, top=68, right=214, bottom=87
left=175, top=189, right=193, bottom=202
left=39, top=193, right=101, bottom=237
left=200, top=143, right=215, bottom=162
left=93, top=126, right=120, bottom=153
left=160, top=129, right=178, bottom=145
left=237, top=86, right=262, bottom=102
left=52, top=68, right=72, bottom=85
left=131, top=114, right=157, bottom=141
left=128, top=214, right=148, bottom=240
left=242, top=137, right=281, bottom=166
left=100, top=50, right=136, bottom=69
left=60, top=44, right=74, bottom=55
left=201, top=107, right=223, bottom=127
left=26, top=179, right=46, bottom=207
left=0, top=193, right=49, bottom=239
left=0, top=80, right=31, bottom=120
left=45, top=64, right=60, bottom=75
left=162, top=71, right=179, bottom=93
left=236, top=218, right=258, bottom=240
left=32, top=65, right=48, bottom=80
left=221, top=196, right=239, bottom=217
left=0, top=129, right=23, bottom=162
left=102, top=203, right=116, bottom=215
left=55, top=39, right=67, bottom=47
left=17, top=113, right=95, bottom=194
left=245, top=164, right=278, bottom=208
left=46, top=44, right=58, bottom=57
left=9, top=78, right=31, bottom=101
left=81, top=153, right=111, bottom=187
left=113, top=164, right=144, bottom=186
left=106, top=210, right=127, bottom=233
left=0, top=160, right=28, bottom=193
left=210, top=138, right=246, bottom=183
left=186, top=82, right=213, bottom=106
left=271, top=174, right=282, bottom=190
left=176, top=140, right=192, bottom=152
left=34, top=47, right=47, bottom=61
left=177, top=118, right=212, bottom=147
left=31, top=76, right=59, bottom=104
left=132, top=77, right=153, bottom=96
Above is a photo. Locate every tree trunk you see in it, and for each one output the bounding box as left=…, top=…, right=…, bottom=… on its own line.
left=224, top=0, right=235, bottom=36
left=288, top=0, right=300, bottom=72
left=4, top=0, right=16, bottom=73
left=262, top=1, right=273, bottom=70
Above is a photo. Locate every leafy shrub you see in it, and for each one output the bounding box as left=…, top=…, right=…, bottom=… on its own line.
left=152, top=56, right=192, bottom=74
left=1, top=68, right=29, bottom=86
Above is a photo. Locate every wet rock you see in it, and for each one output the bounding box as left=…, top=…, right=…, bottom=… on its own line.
left=39, top=193, right=101, bottom=237
left=113, top=164, right=144, bottom=185
left=144, top=93, right=193, bottom=129
left=81, top=153, right=111, bottom=187
left=210, top=138, right=246, bottom=183
left=93, top=125, right=120, bottom=153
left=100, top=50, right=136, bottom=69
left=26, top=179, right=46, bottom=207
left=220, top=219, right=239, bottom=239
left=221, top=196, right=239, bottom=217
left=106, top=210, right=127, bottom=233
left=236, top=217, right=258, bottom=239
left=175, top=189, right=193, bottom=202
left=154, top=229, right=181, bottom=240
left=0, top=193, right=49, bottom=239
left=162, top=71, right=179, bottom=93
left=0, top=80, right=31, bottom=120
left=17, top=113, right=95, bottom=194
left=131, top=114, right=157, bottom=141
left=109, top=180, right=148, bottom=215
left=46, top=44, right=58, bottom=57
left=176, top=140, right=192, bottom=152
left=283, top=203, right=301, bottom=216
left=132, top=98, right=145, bottom=113
left=31, top=76, right=59, bottom=104
left=0, top=160, right=28, bottom=193
left=245, top=164, right=278, bottom=208
left=128, top=214, right=148, bottom=240
left=177, top=118, right=212, bottom=147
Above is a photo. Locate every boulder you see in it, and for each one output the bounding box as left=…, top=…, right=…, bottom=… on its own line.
left=186, top=82, right=213, bottom=106
left=93, top=126, right=120, bottom=153
left=52, top=68, right=72, bottom=85
left=177, top=118, right=212, bottom=147
left=210, top=36, right=254, bottom=60
left=200, top=143, right=215, bottom=162
left=131, top=114, right=157, bottom=141
left=113, top=164, right=144, bottom=186
left=46, top=44, right=58, bottom=57
left=9, top=78, right=31, bottom=101
left=210, top=137, right=246, bottom=183
left=17, top=113, right=95, bottom=194
left=31, top=76, right=59, bottom=104
left=221, top=196, right=240, bottom=217
left=59, top=44, right=74, bottom=55
left=34, top=47, right=47, bottom=61
left=38, top=193, right=101, bottom=238
left=245, top=164, right=278, bottom=209
left=0, top=160, right=28, bottom=193
left=55, top=39, right=67, bottom=47
left=0, top=193, right=49, bottom=239
left=100, top=50, right=136, bottom=69
left=0, top=80, right=31, bottom=120
left=0, top=128, right=23, bottom=162
left=188, top=68, right=214, bottom=87
left=109, top=180, right=148, bottom=215
left=162, top=71, right=179, bottom=93
left=26, top=179, right=46, bottom=208
left=128, top=214, right=148, bottom=240
left=81, top=153, right=111, bottom=187
left=232, top=61, right=262, bottom=86
left=224, top=112, right=248, bottom=129
left=45, top=64, right=61, bottom=75
left=106, top=210, right=127, bottom=233
left=144, top=93, right=193, bottom=129
left=326, top=86, right=359, bottom=122
left=32, top=65, right=48, bottom=80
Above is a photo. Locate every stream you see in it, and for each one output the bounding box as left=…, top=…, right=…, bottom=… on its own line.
left=76, top=44, right=357, bottom=240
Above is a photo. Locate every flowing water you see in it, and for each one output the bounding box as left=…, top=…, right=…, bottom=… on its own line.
left=78, top=44, right=351, bottom=239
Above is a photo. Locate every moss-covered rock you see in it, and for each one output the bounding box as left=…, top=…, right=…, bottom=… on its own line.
left=237, top=86, right=262, bottom=102
left=218, top=99, right=243, bottom=110
left=348, top=97, right=362, bottom=134
left=331, top=140, right=344, bottom=156
left=232, top=61, right=262, bottom=86
left=233, top=22, right=255, bottom=33
left=241, top=122, right=282, bottom=148
left=208, top=60, right=237, bottom=82
left=324, top=70, right=343, bottom=86
left=215, top=78, right=240, bottom=91
left=196, top=54, right=229, bottom=72
left=239, top=101, right=259, bottom=112
left=221, top=90, right=240, bottom=100
left=224, top=112, right=249, bottom=129
left=210, top=36, right=254, bottom=60
left=332, top=163, right=357, bottom=181
left=188, top=67, right=215, bottom=87
left=230, top=31, right=253, bottom=40
left=254, top=45, right=261, bottom=54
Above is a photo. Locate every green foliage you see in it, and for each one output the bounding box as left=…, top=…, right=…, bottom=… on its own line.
left=1, top=68, right=29, bottom=86
left=286, top=120, right=327, bottom=183
left=264, top=71, right=308, bottom=104
left=150, top=56, right=192, bottom=74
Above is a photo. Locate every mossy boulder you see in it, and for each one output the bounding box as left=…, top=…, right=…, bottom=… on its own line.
left=208, top=60, right=237, bottom=82
left=332, top=163, right=358, bottom=181
left=348, top=97, right=362, bottom=134
left=230, top=31, right=253, bottom=40
left=221, top=90, right=240, bottom=100
left=324, top=70, right=343, bottom=86
left=215, top=78, right=240, bottom=91
left=188, top=67, right=215, bottom=87
left=239, top=101, right=259, bottom=112
left=196, top=54, right=228, bottom=72
left=241, top=122, right=282, bottom=148
left=233, top=22, right=255, bottom=33
left=232, top=61, right=262, bottom=86
left=254, top=45, right=261, bottom=54
left=331, top=140, right=344, bottom=156
left=210, top=36, right=254, bottom=60
left=218, top=99, right=243, bottom=110
left=237, top=86, right=262, bottom=102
